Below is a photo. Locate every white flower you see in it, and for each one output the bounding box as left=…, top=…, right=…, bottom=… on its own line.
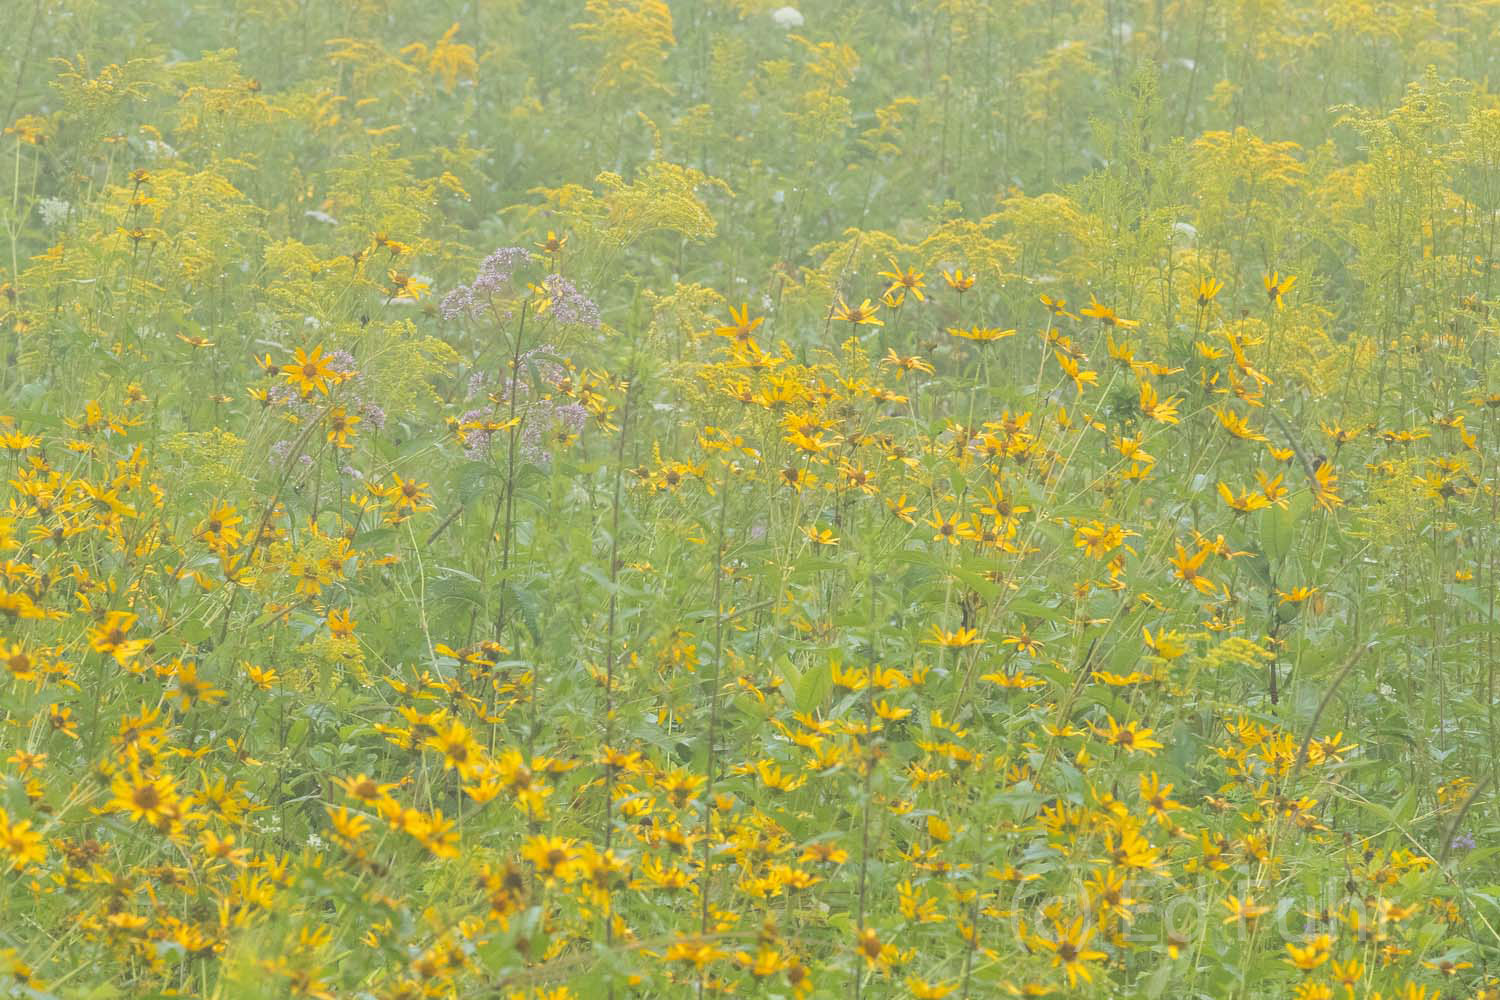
left=37, top=197, right=70, bottom=229
left=771, top=6, right=804, bottom=29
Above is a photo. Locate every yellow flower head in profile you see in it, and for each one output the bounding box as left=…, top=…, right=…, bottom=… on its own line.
left=1142, top=627, right=1187, bottom=660
left=1264, top=270, right=1297, bottom=309
left=882, top=348, right=933, bottom=374
left=1218, top=480, right=1271, bottom=513
left=1138, top=381, right=1181, bottom=424
left=88, top=611, right=150, bottom=666
left=1214, top=406, right=1268, bottom=442
left=4, top=114, right=48, bottom=145
left=1080, top=293, right=1138, bottom=328
left=1040, top=293, right=1077, bottom=319
left=1285, top=934, right=1332, bottom=971
left=388, top=269, right=429, bottom=300
left=879, top=258, right=927, bottom=302
left=942, top=267, right=975, bottom=293
left=1221, top=894, right=1271, bottom=924
left=1312, top=461, right=1343, bottom=510
left=831, top=296, right=882, bottom=326
left=715, top=303, right=764, bottom=344
left=802, top=524, right=838, bottom=547
left=925, top=624, right=983, bottom=649
left=1074, top=519, right=1136, bottom=559
left=906, top=976, right=958, bottom=998
left=1196, top=276, right=1224, bottom=306
left=948, top=324, right=1015, bottom=342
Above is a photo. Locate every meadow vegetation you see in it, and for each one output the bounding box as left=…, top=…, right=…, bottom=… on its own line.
left=2, top=0, right=1500, bottom=997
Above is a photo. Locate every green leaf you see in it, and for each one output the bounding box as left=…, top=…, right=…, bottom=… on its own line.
left=1143, top=956, right=1173, bottom=999
left=1258, top=503, right=1296, bottom=566
left=173, top=618, right=211, bottom=644
left=797, top=660, right=832, bottom=713
left=777, top=654, right=803, bottom=696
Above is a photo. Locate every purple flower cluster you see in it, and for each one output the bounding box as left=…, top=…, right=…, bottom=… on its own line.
left=459, top=399, right=585, bottom=465
left=540, top=273, right=600, bottom=329
left=469, top=347, right=567, bottom=403
left=458, top=406, right=498, bottom=460
left=440, top=247, right=532, bottom=321
left=270, top=439, right=314, bottom=468
left=359, top=401, right=386, bottom=430
left=531, top=400, right=588, bottom=460
left=268, top=383, right=303, bottom=409
left=512, top=346, right=568, bottom=393
left=462, top=347, right=586, bottom=464
left=327, top=350, right=359, bottom=380
left=1450, top=831, right=1477, bottom=852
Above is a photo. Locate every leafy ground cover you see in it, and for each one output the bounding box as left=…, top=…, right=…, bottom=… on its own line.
left=2, top=1, right=1500, bottom=997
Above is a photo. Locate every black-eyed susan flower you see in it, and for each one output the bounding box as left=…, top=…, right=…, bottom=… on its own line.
left=1284, top=934, right=1331, bottom=971
left=941, top=268, right=975, bottom=293
left=1264, top=269, right=1297, bottom=309
left=1098, top=715, right=1164, bottom=755
left=1080, top=293, right=1138, bottom=328
left=0, top=808, right=45, bottom=869
left=879, top=258, right=927, bottom=302
left=948, top=324, right=1015, bottom=341
left=110, top=768, right=181, bottom=827
left=715, top=303, right=764, bottom=345
left=1040, top=293, right=1077, bottom=319
left=1029, top=915, right=1107, bottom=986
left=1138, top=381, right=1181, bottom=423
left=831, top=296, right=882, bottom=326
left=882, top=348, right=934, bottom=374
left=924, top=625, right=983, bottom=648
left=1195, top=276, right=1224, bottom=306
left=281, top=345, right=341, bottom=397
